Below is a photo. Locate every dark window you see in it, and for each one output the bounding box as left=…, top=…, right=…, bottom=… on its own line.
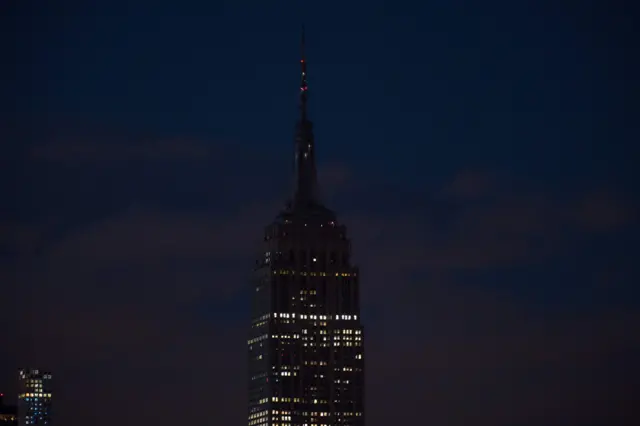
left=279, top=284, right=289, bottom=312
left=341, top=280, right=351, bottom=313
left=320, top=252, right=327, bottom=268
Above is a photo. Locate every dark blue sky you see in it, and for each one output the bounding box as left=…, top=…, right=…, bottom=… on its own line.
left=1, top=1, right=639, bottom=425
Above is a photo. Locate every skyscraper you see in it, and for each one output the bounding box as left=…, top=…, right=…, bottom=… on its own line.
left=18, top=369, right=52, bottom=426
left=248, top=29, right=365, bottom=426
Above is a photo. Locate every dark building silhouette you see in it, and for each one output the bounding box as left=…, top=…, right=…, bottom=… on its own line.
left=18, top=369, right=52, bottom=426
left=0, top=393, right=17, bottom=425
left=248, top=29, right=365, bottom=426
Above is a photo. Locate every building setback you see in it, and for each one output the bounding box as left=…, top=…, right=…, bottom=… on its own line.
left=248, top=29, right=365, bottom=426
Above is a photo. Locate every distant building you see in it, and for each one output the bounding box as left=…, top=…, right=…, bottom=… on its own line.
left=0, top=393, right=18, bottom=425
left=18, top=369, right=52, bottom=426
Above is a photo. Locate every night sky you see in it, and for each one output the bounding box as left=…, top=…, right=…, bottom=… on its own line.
left=2, top=0, right=639, bottom=425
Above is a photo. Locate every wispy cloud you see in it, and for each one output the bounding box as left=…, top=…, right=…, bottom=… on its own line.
left=31, top=138, right=212, bottom=163
left=0, top=220, right=44, bottom=255
left=441, top=169, right=495, bottom=200
left=572, top=189, right=637, bottom=232
left=45, top=205, right=271, bottom=264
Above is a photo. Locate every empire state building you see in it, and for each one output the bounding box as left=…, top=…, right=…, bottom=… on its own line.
left=248, top=30, right=365, bottom=426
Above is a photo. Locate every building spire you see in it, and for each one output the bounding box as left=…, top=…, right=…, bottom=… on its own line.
left=300, top=25, right=308, bottom=121
left=292, top=25, right=319, bottom=209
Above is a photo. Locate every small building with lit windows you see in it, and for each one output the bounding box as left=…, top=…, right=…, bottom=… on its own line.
left=18, top=369, right=52, bottom=426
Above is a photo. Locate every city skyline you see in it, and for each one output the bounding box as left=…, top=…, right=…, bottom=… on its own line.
left=2, top=1, right=639, bottom=425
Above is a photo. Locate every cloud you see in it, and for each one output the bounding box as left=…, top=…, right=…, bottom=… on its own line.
left=349, top=187, right=638, bottom=276
left=348, top=195, right=551, bottom=275
left=45, top=205, right=271, bottom=265
left=31, top=138, right=212, bottom=163
left=318, top=162, right=352, bottom=194
left=365, top=303, right=640, bottom=425
left=442, top=170, right=495, bottom=200
left=0, top=221, right=43, bottom=255
left=45, top=191, right=574, bottom=280
left=573, top=189, right=637, bottom=231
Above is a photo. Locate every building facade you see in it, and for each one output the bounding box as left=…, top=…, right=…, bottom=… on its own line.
left=248, top=30, right=365, bottom=426
left=18, top=369, right=52, bottom=426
